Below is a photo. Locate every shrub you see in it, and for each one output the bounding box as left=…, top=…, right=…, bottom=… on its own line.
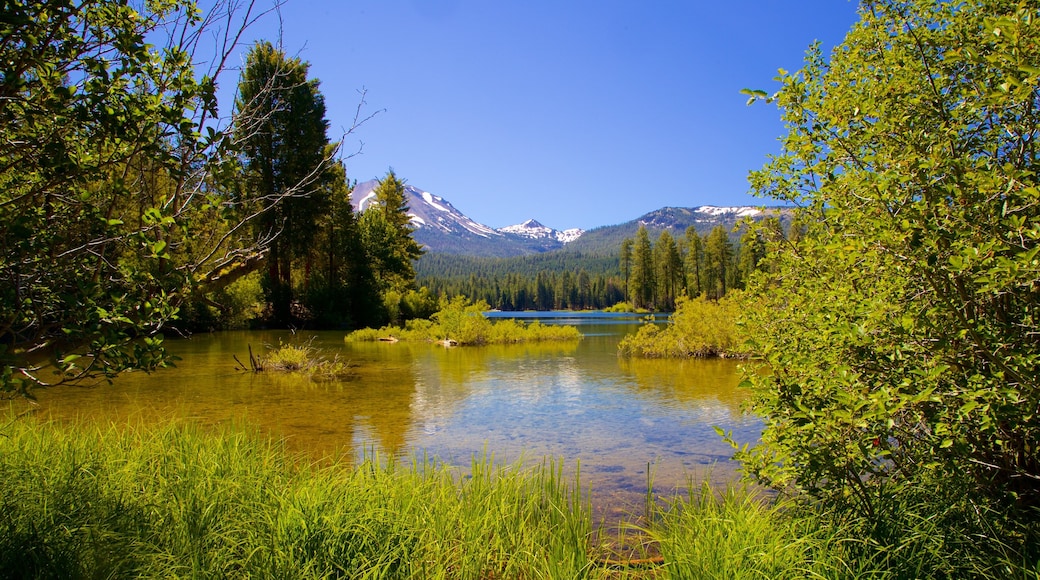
left=603, top=301, right=648, bottom=313
left=739, top=0, right=1040, bottom=572
left=618, top=293, right=745, bottom=358
left=346, top=296, right=582, bottom=346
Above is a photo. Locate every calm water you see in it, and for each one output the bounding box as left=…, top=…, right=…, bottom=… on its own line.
left=23, top=312, right=761, bottom=519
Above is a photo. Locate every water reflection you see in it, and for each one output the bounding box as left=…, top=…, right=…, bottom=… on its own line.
left=23, top=317, right=761, bottom=518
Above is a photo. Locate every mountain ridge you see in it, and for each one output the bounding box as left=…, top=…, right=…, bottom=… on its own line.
left=350, top=179, right=784, bottom=258
left=350, top=179, right=583, bottom=257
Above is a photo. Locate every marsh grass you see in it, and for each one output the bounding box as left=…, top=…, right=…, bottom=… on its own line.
left=238, top=338, right=355, bottom=380
left=0, top=415, right=603, bottom=578
left=642, top=483, right=854, bottom=579
left=806, top=483, right=1040, bottom=580
left=647, top=480, right=1040, bottom=580
left=1, top=414, right=1032, bottom=578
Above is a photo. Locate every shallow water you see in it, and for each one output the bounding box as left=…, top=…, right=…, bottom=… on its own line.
left=23, top=312, right=761, bottom=520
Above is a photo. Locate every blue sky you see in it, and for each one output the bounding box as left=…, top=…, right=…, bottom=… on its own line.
left=220, top=1, right=861, bottom=230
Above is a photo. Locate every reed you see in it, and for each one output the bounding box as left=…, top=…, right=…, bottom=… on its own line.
left=2, top=414, right=1032, bottom=578
left=0, top=415, right=601, bottom=578
left=643, top=482, right=855, bottom=579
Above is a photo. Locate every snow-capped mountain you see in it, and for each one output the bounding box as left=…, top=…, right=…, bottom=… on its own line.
left=350, top=179, right=783, bottom=257
left=498, top=219, right=585, bottom=244
left=635, top=206, right=763, bottom=230
left=350, top=180, right=583, bottom=257
left=351, top=180, right=499, bottom=239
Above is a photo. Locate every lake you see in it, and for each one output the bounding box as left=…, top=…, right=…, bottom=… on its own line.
left=20, top=312, right=761, bottom=520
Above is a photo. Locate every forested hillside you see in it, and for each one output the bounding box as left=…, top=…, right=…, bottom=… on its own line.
left=418, top=217, right=784, bottom=311
left=416, top=205, right=790, bottom=302
left=417, top=252, right=624, bottom=310
left=561, top=206, right=788, bottom=254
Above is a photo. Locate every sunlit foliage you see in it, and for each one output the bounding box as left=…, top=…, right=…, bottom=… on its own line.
left=740, top=0, right=1040, bottom=573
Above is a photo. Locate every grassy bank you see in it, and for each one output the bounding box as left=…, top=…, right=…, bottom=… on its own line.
left=0, top=415, right=1034, bottom=578
left=0, top=415, right=594, bottom=578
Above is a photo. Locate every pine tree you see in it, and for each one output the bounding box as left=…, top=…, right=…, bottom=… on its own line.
left=361, top=170, right=425, bottom=295
left=630, top=226, right=656, bottom=310
left=236, top=41, right=332, bottom=325
left=654, top=230, right=683, bottom=310
left=683, top=226, right=704, bottom=297
left=703, top=225, right=732, bottom=300
left=305, top=156, right=381, bottom=328
left=619, top=237, right=633, bottom=302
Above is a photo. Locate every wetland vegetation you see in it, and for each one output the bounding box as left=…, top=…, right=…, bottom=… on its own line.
left=346, top=297, right=583, bottom=345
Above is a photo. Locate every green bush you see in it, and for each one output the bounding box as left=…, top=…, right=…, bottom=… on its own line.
left=618, top=293, right=745, bottom=358
left=431, top=296, right=494, bottom=344
left=603, top=301, right=649, bottom=314
left=739, top=0, right=1040, bottom=574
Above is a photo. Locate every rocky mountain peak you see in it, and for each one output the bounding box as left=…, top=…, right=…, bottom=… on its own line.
left=350, top=180, right=583, bottom=257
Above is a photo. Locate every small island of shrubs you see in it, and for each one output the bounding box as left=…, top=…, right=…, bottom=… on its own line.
left=617, top=293, right=746, bottom=359
left=235, top=339, right=356, bottom=380
left=346, top=296, right=582, bottom=346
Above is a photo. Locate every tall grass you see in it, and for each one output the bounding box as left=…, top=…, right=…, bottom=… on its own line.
left=646, top=479, right=1040, bottom=580
left=0, top=416, right=598, bottom=579
left=644, top=483, right=857, bottom=579
left=2, top=414, right=1033, bottom=578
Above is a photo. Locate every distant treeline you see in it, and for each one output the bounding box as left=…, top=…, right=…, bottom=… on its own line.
left=418, top=219, right=793, bottom=311
left=418, top=252, right=625, bottom=310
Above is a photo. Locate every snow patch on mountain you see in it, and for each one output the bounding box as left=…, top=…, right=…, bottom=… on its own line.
left=356, top=191, right=378, bottom=210
left=421, top=190, right=449, bottom=212
left=498, top=219, right=551, bottom=238
left=556, top=228, right=584, bottom=244
left=696, top=206, right=762, bottom=218
left=349, top=179, right=590, bottom=254
left=459, top=218, right=497, bottom=237
left=498, top=219, right=584, bottom=244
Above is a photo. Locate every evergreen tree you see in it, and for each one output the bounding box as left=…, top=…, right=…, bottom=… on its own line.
left=654, top=230, right=683, bottom=310
left=630, top=226, right=656, bottom=310
left=305, top=156, right=381, bottom=328
left=362, top=170, right=424, bottom=294
left=683, top=226, right=704, bottom=297
left=703, top=226, right=732, bottom=300
left=737, top=216, right=783, bottom=285
left=577, top=269, right=592, bottom=310
left=236, top=41, right=332, bottom=325
left=619, top=237, right=633, bottom=302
